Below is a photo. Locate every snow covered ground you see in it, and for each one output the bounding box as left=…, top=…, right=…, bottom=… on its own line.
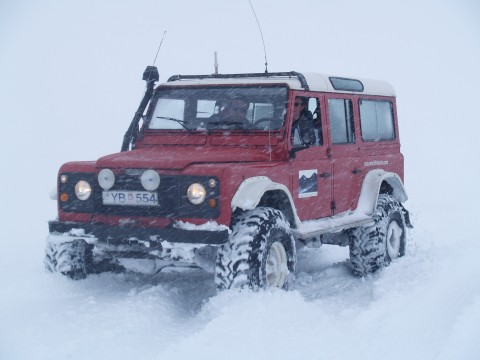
left=1, top=1, right=479, bottom=359
left=1, top=204, right=480, bottom=360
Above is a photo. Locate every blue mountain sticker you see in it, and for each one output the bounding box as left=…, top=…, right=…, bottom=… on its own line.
left=299, top=169, right=318, bottom=198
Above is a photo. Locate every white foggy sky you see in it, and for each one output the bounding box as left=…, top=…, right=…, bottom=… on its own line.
left=0, top=0, right=479, bottom=237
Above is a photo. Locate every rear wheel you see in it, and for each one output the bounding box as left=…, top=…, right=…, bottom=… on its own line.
left=348, top=194, right=407, bottom=276
left=215, top=207, right=296, bottom=291
left=266, top=241, right=289, bottom=287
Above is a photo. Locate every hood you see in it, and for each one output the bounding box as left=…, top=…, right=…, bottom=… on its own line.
left=96, top=146, right=272, bottom=170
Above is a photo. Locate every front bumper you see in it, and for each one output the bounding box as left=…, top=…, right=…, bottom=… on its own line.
left=48, top=220, right=229, bottom=245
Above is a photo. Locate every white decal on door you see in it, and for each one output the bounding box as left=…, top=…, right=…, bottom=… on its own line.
left=299, top=169, right=318, bottom=198
left=364, top=160, right=388, bottom=167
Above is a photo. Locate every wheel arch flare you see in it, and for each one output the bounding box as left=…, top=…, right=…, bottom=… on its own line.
left=356, top=169, right=408, bottom=217
left=231, top=176, right=300, bottom=228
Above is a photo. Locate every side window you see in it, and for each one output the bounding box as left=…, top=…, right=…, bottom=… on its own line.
left=307, top=98, right=323, bottom=146
left=359, top=100, right=395, bottom=141
left=291, top=96, right=321, bottom=147
left=328, top=98, right=355, bottom=144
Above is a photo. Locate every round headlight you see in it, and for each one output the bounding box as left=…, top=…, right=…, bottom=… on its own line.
left=75, top=180, right=92, bottom=200
left=141, top=170, right=160, bottom=191
left=98, top=169, right=115, bottom=190
left=187, top=183, right=206, bottom=205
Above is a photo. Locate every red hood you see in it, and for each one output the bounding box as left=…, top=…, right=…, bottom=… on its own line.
left=96, top=146, right=273, bottom=170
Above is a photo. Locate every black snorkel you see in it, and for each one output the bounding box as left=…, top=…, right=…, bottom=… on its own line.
left=121, top=65, right=159, bottom=152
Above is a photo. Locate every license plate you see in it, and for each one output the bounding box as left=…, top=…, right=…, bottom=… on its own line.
left=102, top=191, right=159, bottom=206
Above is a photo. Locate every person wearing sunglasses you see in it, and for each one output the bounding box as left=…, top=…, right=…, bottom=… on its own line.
left=291, top=96, right=316, bottom=146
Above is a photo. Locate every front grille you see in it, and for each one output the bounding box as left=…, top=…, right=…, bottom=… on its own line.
left=94, top=173, right=220, bottom=219
left=94, top=174, right=176, bottom=217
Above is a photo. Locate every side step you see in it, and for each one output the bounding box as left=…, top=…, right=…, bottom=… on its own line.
left=292, top=213, right=374, bottom=240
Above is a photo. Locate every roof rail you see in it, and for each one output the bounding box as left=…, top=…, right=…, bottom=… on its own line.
left=167, top=71, right=309, bottom=91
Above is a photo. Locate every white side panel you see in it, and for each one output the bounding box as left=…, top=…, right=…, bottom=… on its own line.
left=303, top=73, right=396, bottom=96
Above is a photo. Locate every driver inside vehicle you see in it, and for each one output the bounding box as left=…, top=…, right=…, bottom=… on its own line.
left=208, top=94, right=252, bottom=129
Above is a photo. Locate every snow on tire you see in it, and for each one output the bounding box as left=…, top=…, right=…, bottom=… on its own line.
left=215, top=207, right=296, bottom=291
left=44, top=238, right=93, bottom=280
left=348, top=194, right=407, bottom=277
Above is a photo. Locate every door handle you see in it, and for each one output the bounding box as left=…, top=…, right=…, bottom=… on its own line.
left=320, top=172, right=331, bottom=178
left=352, top=168, right=362, bottom=174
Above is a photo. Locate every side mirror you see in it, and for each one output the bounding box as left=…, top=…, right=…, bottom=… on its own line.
left=290, top=145, right=309, bottom=159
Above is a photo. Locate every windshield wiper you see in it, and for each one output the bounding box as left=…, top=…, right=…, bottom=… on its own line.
left=156, top=116, right=191, bottom=131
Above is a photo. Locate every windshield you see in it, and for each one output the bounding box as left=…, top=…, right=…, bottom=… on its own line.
left=146, top=86, right=288, bottom=131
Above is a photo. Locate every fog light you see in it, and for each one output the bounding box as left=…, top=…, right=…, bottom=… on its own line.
left=98, top=168, right=115, bottom=190
left=141, top=170, right=160, bottom=191
left=60, top=174, right=68, bottom=183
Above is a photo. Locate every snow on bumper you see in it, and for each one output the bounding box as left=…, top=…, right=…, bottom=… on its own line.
left=47, top=221, right=229, bottom=272
left=48, top=220, right=229, bottom=245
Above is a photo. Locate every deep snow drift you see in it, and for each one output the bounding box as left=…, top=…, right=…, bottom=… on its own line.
left=1, top=202, right=480, bottom=359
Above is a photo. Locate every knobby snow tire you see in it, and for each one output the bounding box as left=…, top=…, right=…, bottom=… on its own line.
left=348, top=194, right=407, bottom=277
left=215, top=207, right=296, bottom=291
left=44, top=239, right=93, bottom=280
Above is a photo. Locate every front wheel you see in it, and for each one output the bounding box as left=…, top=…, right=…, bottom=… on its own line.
left=215, top=207, right=296, bottom=291
left=45, top=237, right=123, bottom=279
left=44, top=238, right=93, bottom=280
left=348, top=194, right=407, bottom=277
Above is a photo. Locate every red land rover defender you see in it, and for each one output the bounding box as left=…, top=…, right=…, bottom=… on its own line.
left=46, top=66, right=412, bottom=290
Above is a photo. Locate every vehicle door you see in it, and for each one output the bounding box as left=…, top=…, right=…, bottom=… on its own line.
left=289, top=92, right=333, bottom=221
left=325, top=94, right=364, bottom=214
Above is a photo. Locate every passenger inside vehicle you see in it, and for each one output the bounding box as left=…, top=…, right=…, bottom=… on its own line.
left=291, top=96, right=316, bottom=146
left=208, top=94, right=252, bottom=130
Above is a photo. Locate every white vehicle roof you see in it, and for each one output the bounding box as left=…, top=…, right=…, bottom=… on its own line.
left=159, top=72, right=396, bottom=97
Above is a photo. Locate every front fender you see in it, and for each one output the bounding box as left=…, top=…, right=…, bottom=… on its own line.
left=231, top=176, right=300, bottom=226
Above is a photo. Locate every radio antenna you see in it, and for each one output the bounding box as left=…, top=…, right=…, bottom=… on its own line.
left=152, top=30, right=167, bottom=66
left=248, top=0, right=268, bottom=74
left=214, top=51, right=219, bottom=75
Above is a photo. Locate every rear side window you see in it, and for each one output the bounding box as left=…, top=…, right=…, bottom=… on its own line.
left=328, top=98, right=355, bottom=144
left=359, top=100, right=395, bottom=141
